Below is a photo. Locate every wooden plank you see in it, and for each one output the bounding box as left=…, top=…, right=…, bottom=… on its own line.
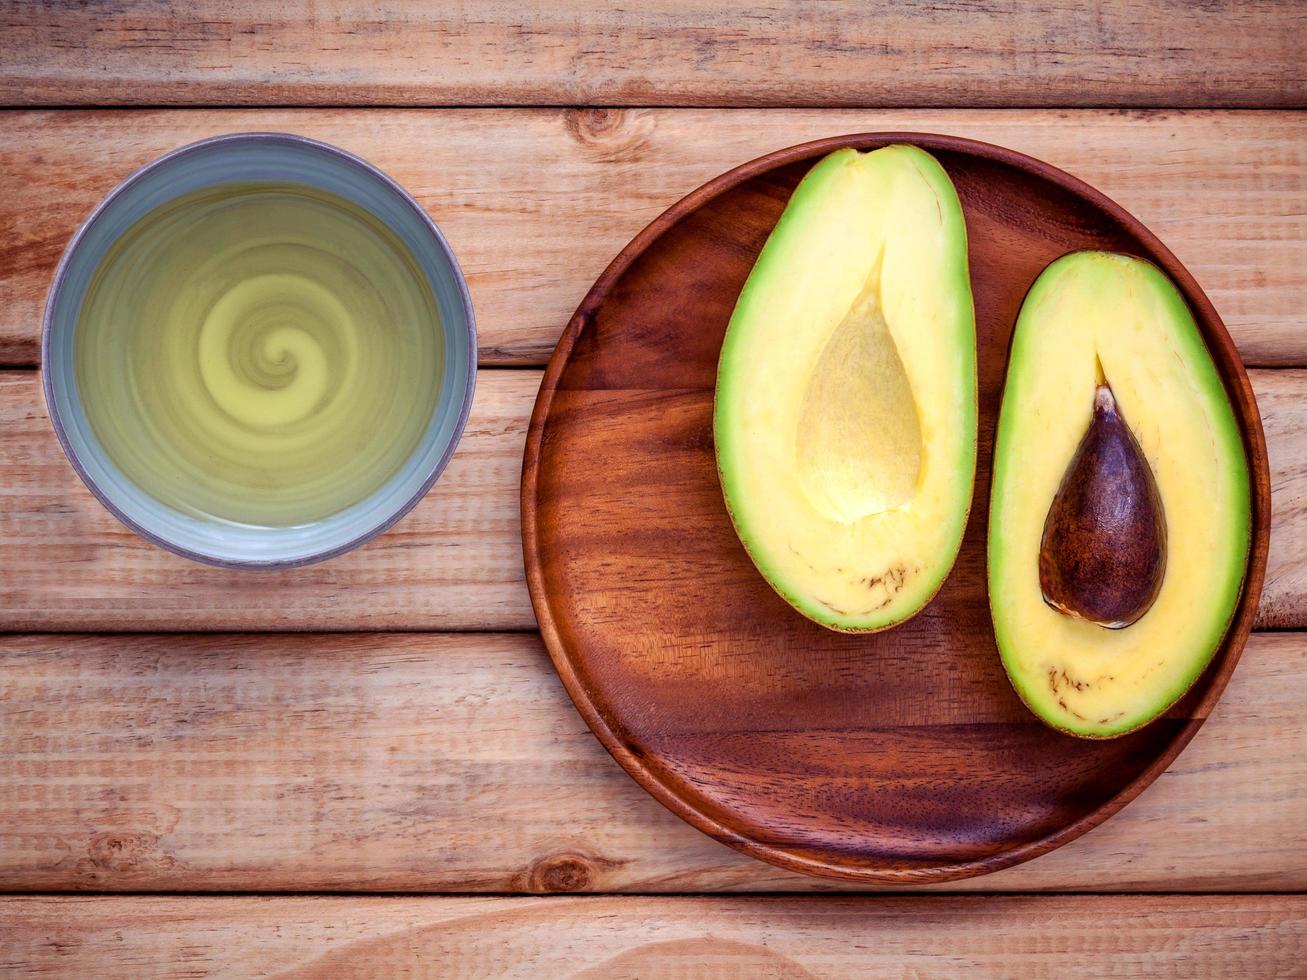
left=3, top=1, right=1305, bottom=109
left=0, top=369, right=535, bottom=632
left=1, top=109, right=1305, bottom=368
left=2, top=895, right=1304, bottom=977
left=2, top=368, right=1305, bottom=632
left=2, top=631, right=1303, bottom=893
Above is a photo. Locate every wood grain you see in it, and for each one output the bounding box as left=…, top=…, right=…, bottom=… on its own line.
left=2, top=368, right=1306, bottom=632
left=2, top=109, right=1305, bottom=367
left=0, top=370, right=535, bottom=632
left=3, top=1, right=1305, bottom=109
left=1, top=631, right=1303, bottom=893
left=3, top=894, right=1305, bottom=977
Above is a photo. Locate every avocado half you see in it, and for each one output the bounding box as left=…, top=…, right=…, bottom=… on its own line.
left=715, top=145, right=977, bottom=632
left=988, top=251, right=1251, bottom=738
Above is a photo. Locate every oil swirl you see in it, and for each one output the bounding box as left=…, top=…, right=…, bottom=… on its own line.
left=75, top=182, right=443, bottom=527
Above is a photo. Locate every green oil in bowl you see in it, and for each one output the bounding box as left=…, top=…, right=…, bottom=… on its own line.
left=74, top=181, right=444, bottom=528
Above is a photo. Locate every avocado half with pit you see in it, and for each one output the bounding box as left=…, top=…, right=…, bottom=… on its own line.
left=714, top=145, right=976, bottom=632
left=989, top=251, right=1251, bottom=738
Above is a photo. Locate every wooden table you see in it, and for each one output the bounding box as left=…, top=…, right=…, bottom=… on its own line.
left=2, top=3, right=1306, bottom=975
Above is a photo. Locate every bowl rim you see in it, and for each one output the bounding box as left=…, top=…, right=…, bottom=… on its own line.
left=42, top=130, right=478, bottom=570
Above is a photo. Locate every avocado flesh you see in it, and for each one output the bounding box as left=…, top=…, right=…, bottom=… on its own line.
left=715, top=145, right=976, bottom=632
left=989, top=251, right=1251, bottom=737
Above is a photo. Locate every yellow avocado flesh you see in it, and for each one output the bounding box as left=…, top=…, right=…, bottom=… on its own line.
left=989, top=252, right=1251, bottom=737
left=715, top=145, right=976, bottom=631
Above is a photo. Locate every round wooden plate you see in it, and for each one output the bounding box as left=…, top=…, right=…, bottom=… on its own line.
left=521, top=133, right=1271, bottom=884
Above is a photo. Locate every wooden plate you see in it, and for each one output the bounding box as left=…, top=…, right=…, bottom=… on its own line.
left=521, top=133, right=1271, bottom=884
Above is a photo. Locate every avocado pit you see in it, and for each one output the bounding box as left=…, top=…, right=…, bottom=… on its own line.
left=1038, top=379, right=1167, bottom=629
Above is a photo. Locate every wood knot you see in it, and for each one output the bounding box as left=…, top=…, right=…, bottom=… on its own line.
left=525, top=852, right=596, bottom=893
left=87, top=832, right=172, bottom=872
left=563, top=108, right=654, bottom=163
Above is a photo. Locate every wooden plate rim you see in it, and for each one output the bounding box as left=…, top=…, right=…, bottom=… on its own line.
left=520, top=131, right=1272, bottom=884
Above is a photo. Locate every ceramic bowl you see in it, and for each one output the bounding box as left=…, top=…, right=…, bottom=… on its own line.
left=43, top=132, right=476, bottom=568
